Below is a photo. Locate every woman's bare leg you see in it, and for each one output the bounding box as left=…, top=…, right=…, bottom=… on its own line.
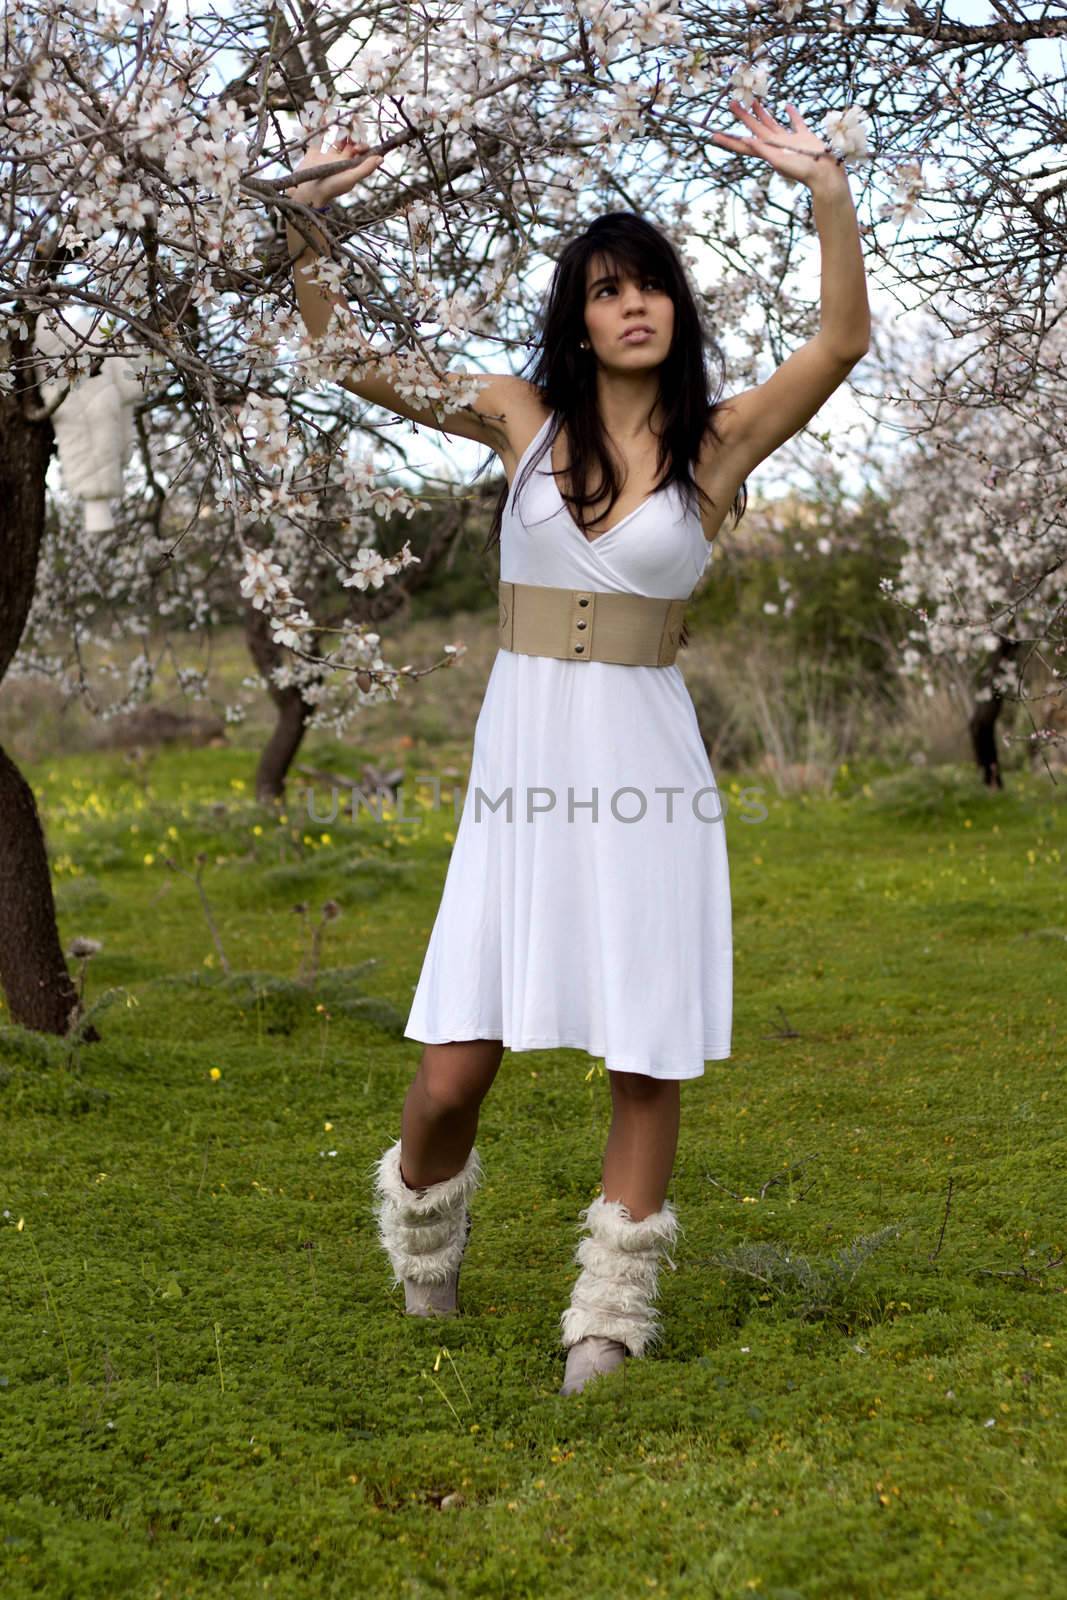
left=559, top=1068, right=682, bottom=1391
left=600, top=1069, right=681, bottom=1219
left=400, top=1040, right=504, bottom=1187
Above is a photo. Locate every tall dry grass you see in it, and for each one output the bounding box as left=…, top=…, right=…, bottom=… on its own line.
left=2, top=610, right=1058, bottom=791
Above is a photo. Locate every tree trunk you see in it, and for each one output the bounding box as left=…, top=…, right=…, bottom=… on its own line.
left=243, top=603, right=314, bottom=805
left=969, top=639, right=1019, bottom=790
left=0, top=743, right=84, bottom=1033
left=0, top=368, right=84, bottom=1035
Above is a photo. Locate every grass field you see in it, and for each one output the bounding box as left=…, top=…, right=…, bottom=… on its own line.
left=1, top=736, right=1065, bottom=1599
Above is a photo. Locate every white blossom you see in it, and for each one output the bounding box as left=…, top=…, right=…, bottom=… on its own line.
left=239, top=550, right=288, bottom=611
left=729, top=60, right=771, bottom=107
left=822, top=105, right=871, bottom=164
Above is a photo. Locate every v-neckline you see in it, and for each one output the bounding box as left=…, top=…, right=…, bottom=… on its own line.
left=548, top=428, right=664, bottom=545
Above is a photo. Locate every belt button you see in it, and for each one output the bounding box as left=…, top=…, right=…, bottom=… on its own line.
left=574, top=644, right=584, bottom=653
left=578, top=596, right=589, bottom=607
left=576, top=620, right=587, bottom=630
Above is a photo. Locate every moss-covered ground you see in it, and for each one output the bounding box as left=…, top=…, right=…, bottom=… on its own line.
left=2, top=746, right=1065, bottom=1598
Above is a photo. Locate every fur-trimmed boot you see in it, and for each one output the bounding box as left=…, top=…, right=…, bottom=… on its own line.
left=559, top=1193, right=680, bottom=1396
left=371, top=1138, right=482, bottom=1317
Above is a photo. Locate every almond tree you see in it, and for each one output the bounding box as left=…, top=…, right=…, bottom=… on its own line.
left=877, top=283, right=1067, bottom=786
left=3, top=0, right=1067, bottom=1031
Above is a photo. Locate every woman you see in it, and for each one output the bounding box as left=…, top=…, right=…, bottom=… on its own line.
left=286, top=98, right=870, bottom=1395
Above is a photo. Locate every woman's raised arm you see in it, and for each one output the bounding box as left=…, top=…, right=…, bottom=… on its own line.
left=285, top=131, right=521, bottom=454
left=706, top=99, right=871, bottom=479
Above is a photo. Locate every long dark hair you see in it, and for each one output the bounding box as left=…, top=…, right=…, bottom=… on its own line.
left=479, top=210, right=748, bottom=553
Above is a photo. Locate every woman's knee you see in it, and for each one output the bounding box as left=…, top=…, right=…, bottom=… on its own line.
left=608, top=1068, right=678, bottom=1106
left=417, top=1041, right=502, bottom=1115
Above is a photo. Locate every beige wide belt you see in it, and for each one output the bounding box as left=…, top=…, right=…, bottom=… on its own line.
left=498, top=581, right=688, bottom=666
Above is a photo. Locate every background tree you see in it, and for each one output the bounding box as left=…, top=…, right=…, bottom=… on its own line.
left=873, top=286, right=1067, bottom=786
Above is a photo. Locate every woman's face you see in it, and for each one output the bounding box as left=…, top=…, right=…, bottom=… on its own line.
left=582, top=253, right=674, bottom=370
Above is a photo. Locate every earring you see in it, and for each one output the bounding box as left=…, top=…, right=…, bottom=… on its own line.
left=579, top=340, right=590, bottom=350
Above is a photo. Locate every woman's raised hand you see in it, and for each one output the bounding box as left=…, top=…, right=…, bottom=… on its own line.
left=710, top=99, right=840, bottom=187
left=285, top=129, right=384, bottom=208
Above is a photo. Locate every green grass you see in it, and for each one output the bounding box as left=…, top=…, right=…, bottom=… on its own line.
left=1, top=744, right=1065, bottom=1598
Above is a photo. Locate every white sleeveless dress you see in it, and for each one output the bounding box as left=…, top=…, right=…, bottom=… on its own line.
left=403, top=411, right=732, bottom=1080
